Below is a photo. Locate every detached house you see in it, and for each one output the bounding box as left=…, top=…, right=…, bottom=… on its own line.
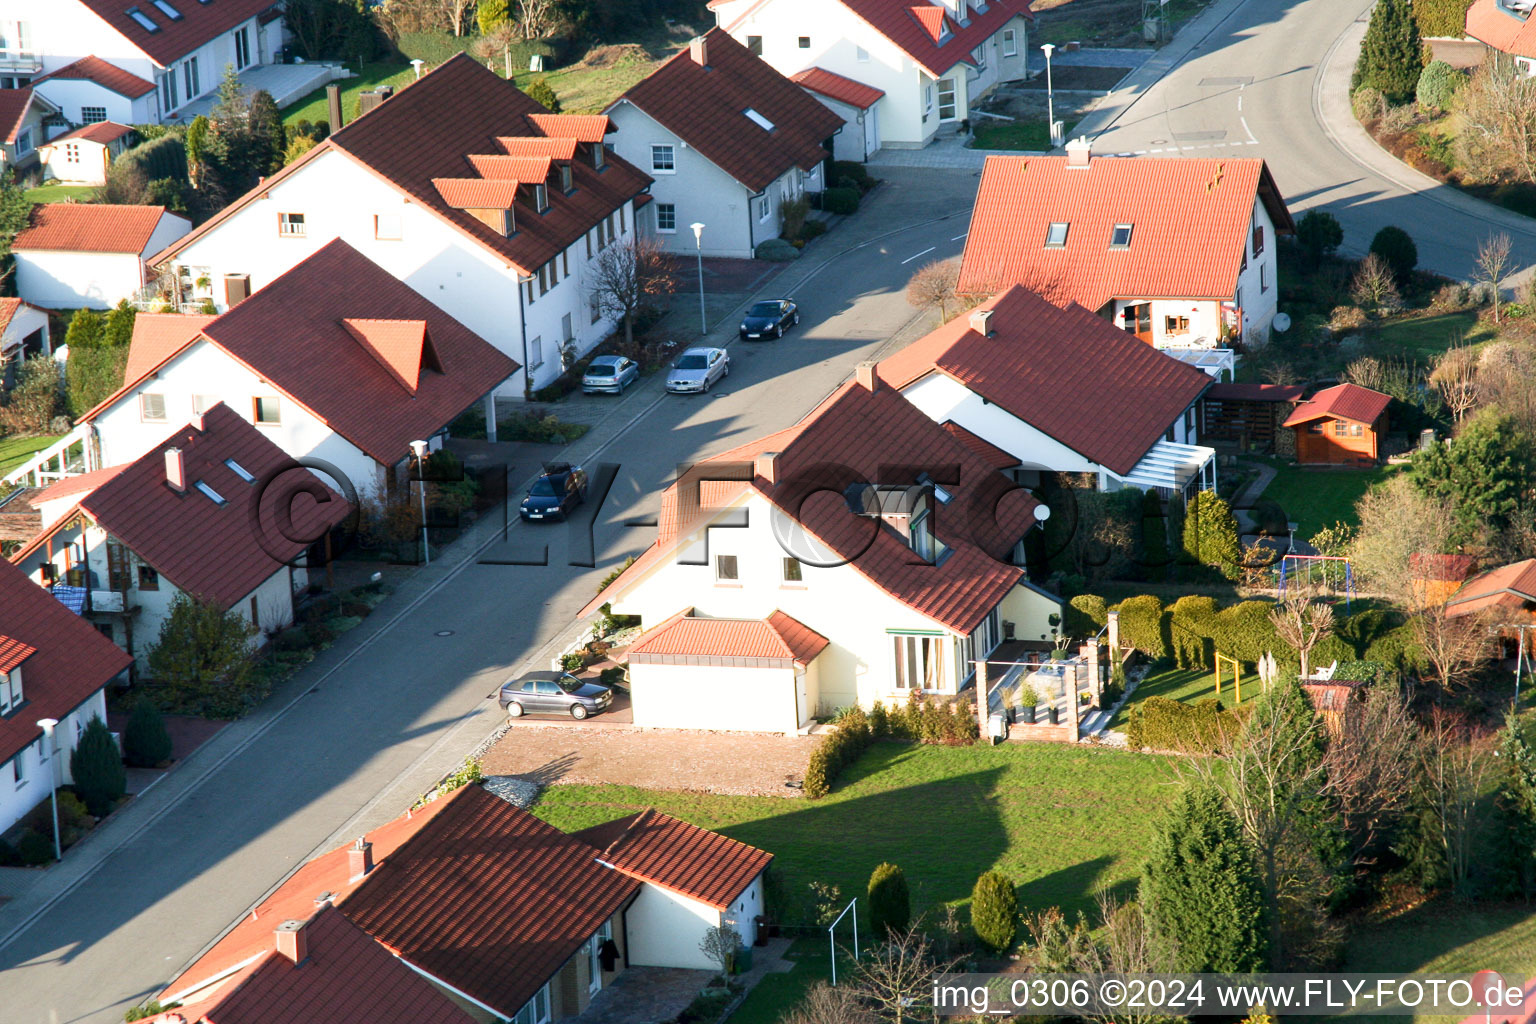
left=711, top=0, right=1032, bottom=151
left=606, top=30, right=843, bottom=258
left=81, top=240, right=519, bottom=492
left=958, top=144, right=1295, bottom=356
left=154, top=54, right=653, bottom=397
left=878, top=286, right=1217, bottom=497
left=33, top=55, right=158, bottom=125
left=0, top=87, right=58, bottom=171
left=1466, top=0, right=1536, bottom=75
left=584, top=368, right=1058, bottom=730
left=0, top=557, right=132, bottom=836
left=11, top=404, right=352, bottom=671
left=13, top=202, right=191, bottom=310
left=159, top=784, right=773, bottom=1023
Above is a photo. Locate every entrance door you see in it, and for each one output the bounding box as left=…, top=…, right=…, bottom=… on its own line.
left=795, top=667, right=810, bottom=728
left=937, top=78, right=957, bottom=121
left=867, top=104, right=880, bottom=152
left=1122, top=303, right=1153, bottom=343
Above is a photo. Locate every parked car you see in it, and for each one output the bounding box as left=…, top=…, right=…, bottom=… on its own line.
left=499, top=671, right=614, bottom=720
left=582, top=354, right=639, bottom=395
left=666, top=347, right=730, bottom=394
left=739, top=298, right=799, bottom=340
left=519, top=463, right=587, bottom=521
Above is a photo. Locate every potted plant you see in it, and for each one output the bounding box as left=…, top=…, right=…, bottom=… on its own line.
left=1017, top=683, right=1038, bottom=724
left=1047, top=703, right=1060, bottom=725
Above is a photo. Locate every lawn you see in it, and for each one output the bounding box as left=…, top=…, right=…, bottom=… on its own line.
left=25, top=183, right=96, bottom=204
left=0, top=434, right=64, bottom=476
left=1373, top=310, right=1495, bottom=362
left=1107, top=665, right=1262, bottom=731
left=1255, top=459, right=1401, bottom=539
left=281, top=60, right=418, bottom=127
left=971, top=118, right=1078, bottom=152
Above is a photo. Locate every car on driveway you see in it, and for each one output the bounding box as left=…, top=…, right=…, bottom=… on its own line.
left=582, top=354, right=639, bottom=395
left=499, top=671, right=614, bottom=720
left=666, top=347, right=730, bottom=394
left=739, top=298, right=799, bottom=340
left=519, top=463, right=587, bottom=521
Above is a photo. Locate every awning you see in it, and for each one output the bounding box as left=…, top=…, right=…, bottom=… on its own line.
left=1118, top=440, right=1216, bottom=491
left=1162, top=346, right=1236, bottom=381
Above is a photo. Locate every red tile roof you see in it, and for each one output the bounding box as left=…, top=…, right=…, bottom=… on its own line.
left=47, top=120, right=135, bottom=146
left=122, top=313, right=216, bottom=384
left=1447, top=558, right=1536, bottom=617
left=463, top=153, right=553, bottom=182
left=431, top=176, right=523, bottom=209
left=1466, top=0, right=1536, bottom=59
left=957, top=154, right=1294, bottom=308
left=526, top=113, right=611, bottom=142
left=577, top=809, right=773, bottom=910
left=162, top=907, right=478, bottom=1024
left=789, top=67, right=885, bottom=109
left=14, top=203, right=181, bottom=254
left=497, top=137, right=579, bottom=160
left=940, top=420, right=1019, bottom=470
left=1205, top=381, right=1304, bottom=402
left=0, top=88, right=41, bottom=144
left=1410, top=553, right=1476, bottom=583
left=879, top=286, right=1211, bottom=476
left=35, top=464, right=129, bottom=504
left=339, top=318, right=433, bottom=394
left=0, top=635, right=36, bottom=674
left=0, top=558, right=132, bottom=765
left=617, top=30, right=844, bottom=192
left=76, top=0, right=278, bottom=67
left=36, top=55, right=157, bottom=99
left=0, top=297, right=46, bottom=337
left=13, top=404, right=353, bottom=611
left=628, top=611, right=829, bottom=664
left=1282, top=383, right=1391, bottom=427
left=584, top=377, right=1041, bottom=633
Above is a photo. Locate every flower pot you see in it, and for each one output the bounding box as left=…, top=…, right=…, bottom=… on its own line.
left=1047, top=705, right=1059, bottom=725
left=1020, top=705, right=1036, bottom=724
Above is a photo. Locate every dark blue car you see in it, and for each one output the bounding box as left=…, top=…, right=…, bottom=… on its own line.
left=739, top=298, right=799, bottom=340
left=519, top=464, right=587, bottom=521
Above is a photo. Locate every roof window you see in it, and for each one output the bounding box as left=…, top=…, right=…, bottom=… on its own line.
left=1109, top=223, right=1134, bottom=248
left=744, top=108, right=775, bottom=132
left=127, top=7, right=160, bottom=31
left=1044, top=222, right=1068, bottom=247
left=152, top=0, right=182, bottom=20
left=224, top=458, right=255, bottom=483
left=194, top=480, right=227, bottom=506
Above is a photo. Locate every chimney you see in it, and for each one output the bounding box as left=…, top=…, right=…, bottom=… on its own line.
left=690, top=35, right=709, bottom=66
left=326, top=83, right=343, bottom=131
left=755, top=451, right=780, bottom=484
left=274, top=920, right=308, bottom=965
left=1065, top=135, right=1092, bottom=168
left=969, top=308, right=994, bottom=336
left=855, top=361, right=878, bottom=392
left=347, top=837, right=373, bottom=882
left=164, top=448, right=185, bottom=493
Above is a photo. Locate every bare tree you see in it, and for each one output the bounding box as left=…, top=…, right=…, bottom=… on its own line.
left=852, top=928, right=957, bottom=1024
left=1416, top=709, right=1496, bottom=893
left=1269, top=595, right=1335, bottom=680
left=1476, top=232, right=1514, bottom=324
left=1324, top=682, right=1419, bottom=867
left=905, top=258, right=961, bottom=322
left=1018, top=894, right=1168, bottom=1024
left=1430, top=340, right=1481, bottom=423
left=781, top=982, right=877, bottom=1024
left=1456, top=54, right=1536, bottom=185
left=698, top=924, right=740, bottom=977
left=514, top=0, right=557, bottom=40
left=1349, top=474, right=1457, bottom=604
left=1412, top=605, right=1494, bottom=691
left=440, top=0, right=476, bottom=36
left=587, top=236, right=677, bottom=348
left=1477, top=340, right=1536, bottom=435
left=1349, top=252, right=1400, bottom=310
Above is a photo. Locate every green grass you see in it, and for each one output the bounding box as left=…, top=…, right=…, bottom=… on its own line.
left=1256, top=459, right=1401, bottom=538
left=1373, top=310, right=1495, bottom=361
left=971, top=119, right=1078, bottom=152
left=1107, top=665, right=1262, bottom=731
left=0, top=434, right=64, bottom=476
left=281, top=61, right=418, bottom=127
left=25, top=184, right=96, bottom=204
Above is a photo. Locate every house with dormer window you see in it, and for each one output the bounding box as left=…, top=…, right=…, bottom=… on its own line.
left=605, top=30, right=843, bottom=257
left=709, top=0, right=1032, bottom=151
left=1467, top=0, right=1536, bottom=74
left=153, top=54, right=652, bottom=397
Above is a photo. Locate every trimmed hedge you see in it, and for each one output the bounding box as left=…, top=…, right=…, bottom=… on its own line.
left=1126, top=696, right=1241, bottom=754
left=1115, top=595, right=1168, bottom=660
left=1065, top=594, right=1108, bottom=638
left=822, top=186, right=860, bottom=215
left=117, top=132, right=187, bottom=183
left=1168, top=595, right=1220, bottom=670
left=1414, top=0, right=1473, bottom=38
left=806, top=697, right=978, bottom=799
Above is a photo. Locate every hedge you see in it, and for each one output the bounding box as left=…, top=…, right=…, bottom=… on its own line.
left=117, top=132, right=187, bottom=183
left=822, top=186, right=860, bottom=215
left=1115, top=595, right=1168, bottom=659
left=1168, top=595, right=1220, bottom=670
left=807, top=697, right=979, bottom=798
left=1126, top=696, right=1241, bottom=754
left=1065, top=594, right=1108, bottom=638
left=1414, top=0, right=1473, bottom=38
left=1332, top=660, right=1392, bottom=684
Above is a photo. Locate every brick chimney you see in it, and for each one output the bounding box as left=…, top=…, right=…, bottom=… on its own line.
left=969, top=308, right=994, bottom=336
left=164, top=448, right=185, bottom=493
left=755, top=451, right=780, bottom=484
left=690, top=35, right=709, bottom=66
left=347, top=837, right=373, bottom=882
left=274, top=919, right=308, bottom=965
left=855, top=361, right=878, bottom=392
left=1065, top=136, right=1092, bottom=168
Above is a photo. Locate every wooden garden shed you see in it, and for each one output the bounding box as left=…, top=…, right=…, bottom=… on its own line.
left=1282, top=383, right=1391, bottom=465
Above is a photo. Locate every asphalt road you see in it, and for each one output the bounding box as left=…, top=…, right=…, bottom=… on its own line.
left=1088, top=0, right=1536, bottom=282
left=0, top=166, right=980, bottom=1024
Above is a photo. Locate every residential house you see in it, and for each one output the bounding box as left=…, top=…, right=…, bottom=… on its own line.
left=38, top=120, right=135, bottom=185
left=152, top=53, right=653, bottom=397
left=0, top=1, right=287, bottom=120
left=10, top=403, right=353, bottom=671
left=81, top=240, right=520, bottom=494
left=13, top=203, right=191, bottom=309
left=1466, top=0, right=1536, bottom=75
left=790, top=66, right=885, bottom=161
left=877, top=286, right=1217, bottom=497
left=0, top=297, right=52, bottom=385
left=1281, top=383, right=1390, bottom=465
left=606, top=30, right=843, bottom=258
left=159, top=784, right=773, bottom=1022
left=0, top=556, right=133, bottom=835
left=1446, top=558, right=1536, bottom=622
left=33, top=55, right=158, bottom=125
left=957, top=142, right=1295, bottom=354
left=711, top=0, right=1033, bottom=150
left=0, top=87, right=58, bottom=171
left=583, top=367, right=1058, bottom=728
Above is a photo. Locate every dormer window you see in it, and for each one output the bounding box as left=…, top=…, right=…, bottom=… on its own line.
left=152, top=0, right=182, bottom=19
left=558, top=163, right=573, bottom=193
left=1045, top=221, right=1069, bottom=247
left=531, top=182, right=549, bottom=213
left=591, top=142, right=605, bottom=170
left=127, top=8, right=160, bottom=31
left=1110, top=223, right=1133, bottom=248
left=0, top=666, right=23, bottom=715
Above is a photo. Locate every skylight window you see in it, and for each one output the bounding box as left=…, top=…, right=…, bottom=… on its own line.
left=194, top=480, right=227, bottom=505
left=744, top=108, right=775, bottom=132
left=223, top=458, right=255, bottom=483
left=152, top=0, right=183, bottom=20
left=127, top=7, right=160, bottom=31
left=1045, top=221, right=1069, bottom=247
left=1110, top=223, right=1134, bottom=248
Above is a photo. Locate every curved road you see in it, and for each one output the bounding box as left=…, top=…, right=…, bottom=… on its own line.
left=1087, top=0, right=1536, bottom=283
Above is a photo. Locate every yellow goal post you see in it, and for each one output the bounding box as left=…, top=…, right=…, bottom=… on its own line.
left=1214, top=652, right=1243, bottom=705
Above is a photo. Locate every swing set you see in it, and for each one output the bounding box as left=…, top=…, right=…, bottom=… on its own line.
left=1277, top=554, right=1355, bottom=609
left=1214, top=652, right=1244, bottom=704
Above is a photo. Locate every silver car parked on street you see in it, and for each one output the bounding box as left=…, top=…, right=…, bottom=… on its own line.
left=665, top=347, right=730, bottom=394
left=582, top=354, right=640, bottom=394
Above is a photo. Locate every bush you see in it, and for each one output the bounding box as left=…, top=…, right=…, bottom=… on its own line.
left=1415, top=60, right=1462, bottom=111
left=1212, top=600, right=1282, bottom=664
left=115, top=132, right=187, bottom=184
left=830, top=160, right=871, bottom=189
left=145, top=594, right=261, bottom=718
left=1115, top=595, right=1168, bottom=659
left=1414, top=0, right=1475, bottom=38
left=523, top=77, right=561, bottom=113
left=800, top=218, right=827, bottom=240
left=1363, top=624, right=1426, bottom=676
left=16, top=828, right=54, bottom=865
left=1352, top=86, right=1386, bottom=123
left=561, top=652, right=587, bottom=672
left=123, top=698, right=172, bottom=767
left=65, top=308, right=106, bottom=349
left=0, top=355, right=62, bottom=435
left=1183, top=491, right=1241, bottom=578
left=70, top=717, right=126, bottom=818
left=754, top=237, right=800, bottom=261
left=1168, top=595, right=1220, bottom=670
left=1065, top=594, right=1108, bottom=638
left=867, top=862, right=910, bottom=936
left=1295, top=210, right=1344, bottom=265
left=1329, top=305, right=1370, bottom=332
left=1369, top=225, right=1418, bottom=280
left=599, top=666, right=626, bottom=688
left=822, top=186, right=860, bottom=215
left=65, top=344, right=129, bottom=421
left=1126, top=696, right=1239, bottom=754
left=970, top=871, right=1018, bottom=951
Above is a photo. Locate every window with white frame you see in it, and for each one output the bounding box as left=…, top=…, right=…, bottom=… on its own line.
left=278, top=212, right=305, bottom=237
left=1002, top=28, right=1017, bottom=56
left=252, top=396, right=281, bottom=424
left=782, top=557, right=803, bottom=583
left=924, top=84, right=934, bottom=117
left=13, top=126, right=30, bottom=155
left=529, top=335, right=543, bottom=369
left=513, top=986, right=551, bottom=1024
left=589, top=292, right=601, bottom=324
left=12, top=743, right=26, bottom=786
left=0, top=666, right=23, bottom=714
left=374, top=213, right=402, bottom=240
left=656, top=202, right=676, bottom=232
left=182, top=55, right=199, bottom=99
left=798, top=35, right=810, bottom=48
left=80, top=106, right=107, bottom=124
left=160, top=68, right=178, bottom=110
left=234, top=26, right=251, bottom=69
left=747, top=35, right=763, bottom=55
left=759, top=196, right=771, bottom=223
left=651, top=144, right=675, bottom=173
left=140, top=393, right=166, bottom=421
left=892, top=633, right=942, bottom=690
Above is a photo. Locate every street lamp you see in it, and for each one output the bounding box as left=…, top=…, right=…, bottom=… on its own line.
left=409, top=440, right=430, bottom=567
left=36, top=718, right=60, bottom=862
left=1041, top=43, right=1056, bottom=148
left=690, top=222, right=707, bottom=335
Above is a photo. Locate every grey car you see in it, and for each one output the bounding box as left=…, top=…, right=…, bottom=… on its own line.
left=499, top=671, right=614, bottom=720
left=665, top=347, right=730, bottom=394
left=582, top=354, right=639, bottom=394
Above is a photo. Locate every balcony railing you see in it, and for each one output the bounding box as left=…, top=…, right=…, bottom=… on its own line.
left=0, top=49, right=42, bottom=73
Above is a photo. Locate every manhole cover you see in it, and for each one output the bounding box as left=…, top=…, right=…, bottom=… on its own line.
left=435, top=630, right=455, bottom=637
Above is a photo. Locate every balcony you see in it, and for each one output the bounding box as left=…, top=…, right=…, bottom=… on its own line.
left=89, top=590, right=128, bottom=613
left=0, top=49, right=42, bottom=74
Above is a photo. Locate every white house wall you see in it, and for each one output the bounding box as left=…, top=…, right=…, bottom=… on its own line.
left=17, top=251, right=145, bottom=309
left=1235, top=195, right=1279, bottom=345
left=0, top=1, right=157, bottom=79
left=0, top=687, right=108, bottom=835
left=1, top=302, right=49, bottom=357
left=34, top=77, right=156, bottom=126
left=628, top=662, right=805, bottom=733
left=41, top=137, right=114, bottom=186
left=625, top=884, right=726, bottom=970
left=805, top=92, right=878, bottom=162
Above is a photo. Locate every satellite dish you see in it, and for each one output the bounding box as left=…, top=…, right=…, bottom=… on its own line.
left=1034, top=504, right=1051, bottom=522
left=1273, top=312, right=1291, bottom=333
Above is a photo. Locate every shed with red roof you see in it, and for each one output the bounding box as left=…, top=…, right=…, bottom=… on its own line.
left=38, top=120, right=136, bottom=186
left=13, top=203, right=190, bottom=309
left=1281, top=383, right=1391, bottom=465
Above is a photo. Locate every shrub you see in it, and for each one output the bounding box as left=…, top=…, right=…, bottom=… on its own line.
left=599, top=666, right=626, bottom=688
left=1329, top=305, right=1370, bottom=332
left=800, top=218, right=828, bottom=240
left=970, top=871, right=1018, bottom=951
left=523, top=77, right=561, bottom=113
left=1415, top=60, right=1462, bottom=111
left=754, top=237, right=800, bottom=261
left=1352, top=86, right=1385, bottom=123
left=1126, top=696, right=1238, bottom=754
left=145, top=595, right=260, bottom=718
left=1212, top=600, right=1282, bottom=664
left=803, top=748, right=831, bottom=798
left=1295, top=210, right=1344, bottom=265
left=70, top=717, right=126, bottom=817
left=1369, top=225, right=1418, bottom=280
left=1183, top=492, right=1241, bottom=578
left=869, top=701, right=890, bottom=737
left=1356, top=0, right=1423, bottom=104
left=0, top=355, right=62, bottom=435
left=65, top=308, right=106, bottom=349
left=1415, top=0, right=1475, bottom=39
left=115, top=132, right=187, bottom=184
left=1168, top=595, right=1220, bottom=670
left=1065, top=594, right=1108, bottom=638
left=867, top=862, right=910, bottom=936
left=830, top=160, right=871, bottom=188
left=0, top=838, right=18, bottom=866
left=16, top=828, right=54, bottom=865
left=780, top=197, right=811, bottom=240
left=123, top=698, right=172, bottom=767
left=65, top=344, right=129, bottom=421
left=1115, top=595, right=1168, bottom=659
left=561, top=652, right=586, bottom=672
left=822, top=187, right=859, bottom=215
left=1363, top=624, right=1426, bottom=675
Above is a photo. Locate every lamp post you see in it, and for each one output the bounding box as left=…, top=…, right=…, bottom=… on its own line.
left=690, top=222, right=707, bottom=335
left=409, top=440, right=430, bottom=566
left=36, top=718, right=60, bottom=862
left=1041, top=43, right=1056, bottom=148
